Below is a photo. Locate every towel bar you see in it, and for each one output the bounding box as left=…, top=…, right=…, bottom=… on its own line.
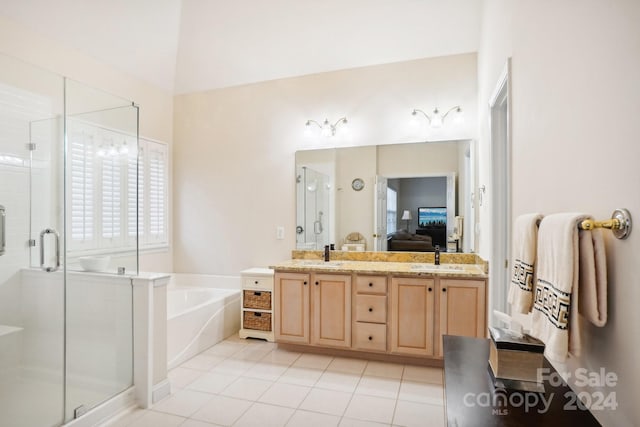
left=578, top=208, right=632, bottom=239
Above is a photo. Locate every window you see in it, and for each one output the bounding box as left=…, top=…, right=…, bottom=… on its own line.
left=67, top=121, right=168, bottom=255
left=386, top=186, right=397, bottom=234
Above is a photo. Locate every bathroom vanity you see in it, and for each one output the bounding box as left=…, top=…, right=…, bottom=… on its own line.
left=270, top=251, right=488, bottom=363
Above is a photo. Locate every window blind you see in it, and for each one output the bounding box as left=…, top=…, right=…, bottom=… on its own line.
left=67, top=121, right=168, bottom=254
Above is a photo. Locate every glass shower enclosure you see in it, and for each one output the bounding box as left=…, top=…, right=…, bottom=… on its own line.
left=0, top=54, right=138, bottom=426
left=296, top=166, right=331, bottom=250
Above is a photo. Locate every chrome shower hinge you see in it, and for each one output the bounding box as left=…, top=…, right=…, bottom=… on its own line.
left=27, top=143, right=37, bottom=151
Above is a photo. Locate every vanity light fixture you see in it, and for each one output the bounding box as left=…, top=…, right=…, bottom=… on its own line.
left=305, top=117, right=348, bottom=137
left=411, top=106, right=463, bottom=129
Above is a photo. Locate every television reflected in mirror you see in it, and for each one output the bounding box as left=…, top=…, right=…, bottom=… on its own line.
left=417, top=207, right=447, bottom=248
left=418, top=207, right=447, bottom=228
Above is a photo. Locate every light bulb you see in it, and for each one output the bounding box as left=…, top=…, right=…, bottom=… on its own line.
left=409, top=110, right=421, bottom=129
left=452, top=107, right=464, bottom=125
left=304, top=120, right=314, bottom=137
left=321, top=119, right=333, bottom=137
left=339, top=118, right=350, bottom=137
left=430, top=108, right=443, bottom=129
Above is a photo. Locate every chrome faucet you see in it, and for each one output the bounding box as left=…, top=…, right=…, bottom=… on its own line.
left=434, top=245, right=440, bottom=265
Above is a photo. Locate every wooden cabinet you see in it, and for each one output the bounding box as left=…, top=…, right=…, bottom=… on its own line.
left=274, top=267, right=486, bottom=361
left=312, top=274, right=352, bottom=348
left=390, top=277, right=435, bottom=356
left=274, top=272, right=310, bottom=344
left=436, top=278, right=486, bottom=357
left=275, top=272, right=351, bottom=348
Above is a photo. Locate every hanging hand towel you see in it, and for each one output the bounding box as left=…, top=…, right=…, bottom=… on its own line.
left=507, top=213, right=543, bottom=314
left=578, top=228, right=608, bottom=326
left=529, top=213, right=607, bottom=362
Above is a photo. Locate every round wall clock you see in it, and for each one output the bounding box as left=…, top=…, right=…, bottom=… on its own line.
left=351, top=178, right=365, bottom=191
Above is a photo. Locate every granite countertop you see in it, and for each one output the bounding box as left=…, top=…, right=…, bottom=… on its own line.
left=269, top=259, right=487, bottom=278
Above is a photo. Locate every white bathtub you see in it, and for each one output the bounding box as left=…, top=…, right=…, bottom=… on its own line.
left=167, top=274, right=241, bottom=369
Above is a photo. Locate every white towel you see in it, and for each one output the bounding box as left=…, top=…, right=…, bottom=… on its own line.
left=507, top=213, right=543, bottom=314
left=578, top=229, right=608, bottom=326
left=529, top=213, right=607, bottom=362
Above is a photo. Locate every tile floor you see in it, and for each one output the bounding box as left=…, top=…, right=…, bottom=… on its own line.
left=102, top=336, right=446, bottom=427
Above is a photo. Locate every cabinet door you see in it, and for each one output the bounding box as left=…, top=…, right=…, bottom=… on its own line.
left=437, top=278, right=486, bottom=356
left=274, top=272, right=310, bottom=344
left=312, top=273, right=352, bottom=348
left=390, top=277, right=435, bottom=356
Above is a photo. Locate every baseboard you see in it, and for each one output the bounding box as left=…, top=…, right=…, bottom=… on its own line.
left=152, top=379, right=171, bottom=404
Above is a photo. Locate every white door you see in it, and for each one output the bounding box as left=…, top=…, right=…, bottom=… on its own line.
left=373, top=176, right=388, bottom=251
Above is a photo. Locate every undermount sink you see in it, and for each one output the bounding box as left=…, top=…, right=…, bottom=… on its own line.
left=296, top=260, right=344, bottom=268
left=409, top=263, right=466, bottom=273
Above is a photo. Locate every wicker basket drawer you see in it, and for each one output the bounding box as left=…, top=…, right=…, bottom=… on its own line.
left=243, top=311, right=272, bottom=331
left=243, top=290, right=272, bottom=310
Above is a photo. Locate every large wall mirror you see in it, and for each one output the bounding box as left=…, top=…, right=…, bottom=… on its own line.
left=295, top=140, right=476, bottom=253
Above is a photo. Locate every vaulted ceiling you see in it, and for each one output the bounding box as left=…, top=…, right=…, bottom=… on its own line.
left=0, top=0, right=482, bottom=94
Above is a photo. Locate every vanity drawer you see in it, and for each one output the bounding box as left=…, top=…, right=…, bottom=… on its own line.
left=353, top=322, right=387, bottom=352
left=355, top=275, right=387, bottom=295
left=355, top=295, right=387, bottom=323
left=243, top=276, right=273, bottom=290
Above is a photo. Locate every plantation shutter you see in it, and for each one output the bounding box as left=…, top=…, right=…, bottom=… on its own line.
left=146, top=140, right=167, bottom=244
left=127, top=144, right=142, bottom=240
left=101, top=154, right=121, bottom=240
left=70, top=131, right=95, bottom=246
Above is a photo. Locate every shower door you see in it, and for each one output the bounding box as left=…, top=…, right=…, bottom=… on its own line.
left=0, top=53, right=138, bottom=426
left=0, top=54, right=66, bottom=427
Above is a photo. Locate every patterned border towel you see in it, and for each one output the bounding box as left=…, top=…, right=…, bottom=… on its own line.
left=507, top=213, right=543, bottom=314
left=529, top=213, right=607, bottom=362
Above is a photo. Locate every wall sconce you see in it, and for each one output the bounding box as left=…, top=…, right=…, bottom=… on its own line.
left=401, top=209, right=413, bottom=232
left=305, top=117, right=348, bottom=137
left=411, top=106, right=463, bottom=129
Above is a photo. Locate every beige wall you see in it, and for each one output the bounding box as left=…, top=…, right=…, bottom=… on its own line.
left=0, top=15, right=174, bottom=272
left=173, top=53, right=478, bottom=274
left=479, top=1, right=640, bottom=425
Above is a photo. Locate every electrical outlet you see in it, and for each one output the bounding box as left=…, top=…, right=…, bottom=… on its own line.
left=276, top=226, right=285, bottom=240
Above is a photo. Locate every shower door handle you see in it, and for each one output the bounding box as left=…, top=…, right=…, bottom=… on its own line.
left=0, top=205, right=5, bottom=256
left=40, top=228, right=60, bottom=272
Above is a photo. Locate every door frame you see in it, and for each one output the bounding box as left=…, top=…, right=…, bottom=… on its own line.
left=488, top=58, right=512, bottom=325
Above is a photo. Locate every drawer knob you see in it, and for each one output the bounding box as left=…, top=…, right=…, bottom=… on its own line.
left=303, top=281, right=307, bottom=285
left=315, top=281, right=319, bottom=286
left=368, top=307, right=373, bottom=312
left=428, top=287, right=432, bottom=292
left=254, top=280, right=259, bottom=284
left=368, top=336, right=373, bottom=340
left=442, top=288, right=447, bottom=292
left=368, top=283, right=373, bottom=287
